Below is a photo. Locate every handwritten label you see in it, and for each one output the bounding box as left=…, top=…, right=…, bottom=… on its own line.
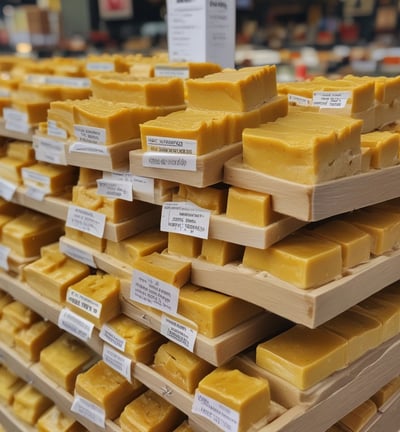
left=146, top=136, right=197, bottom=155
left=103, top=171, right=155, bottom=196
left=59, top=239, right=96, bottom=268
left=0, top=178, right=17, bottom=201
left=312, top=91, right=351, bottom=109
left=73, top=125, right=107, bottom=145
left=4, top=108, right=29, bottom=134
left=58, top=308, right=94, bottom=341
left=33, top=134, right=66, bottom=164
left=97, top=178, right=133, bottom=201
left=100, top=324, right=126, bottom=351
left=288, top=94, right=312, bottom=106
left=161, top=314, right=197, bottom=351
left=66, top=288, right=102, bottom=318
left=71, top=395, right=105, bottom=428
left=69, top=142, right=109, bottom=155
left=143, top=152, right=197, bottom=171
left=66, top=205, right=106, bottom=238
left=102, top=344, right=132, bottom=381
left=0, top=245, right=10, bottom=270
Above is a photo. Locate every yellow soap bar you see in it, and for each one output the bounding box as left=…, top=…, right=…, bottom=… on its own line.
left=226, top=186, right=280, bottom=227
left=338, top=400, right=377, bottom=432
left=0, top=156, right=35, bottom=184
left=66, top=274, right=120, bottom=328
left=105, top=228, right=168, bottom=266
left=0, top=315, right=22, bottom=346
left=133, top=252, right=191, bottom=288
left=37, top=405, right=86, bottom=432
left=7, top=140, right=36, bottom=162
left=17, top=82, right=62, bottom=102
left=259, top=95, right=288, bottom=124
left=361, top=130, right=399, bottom=168
left=178, top=283, right=262, bottom=337
left=65, top=226, right=106, bottom=252
left=120, top=389, right=185, bottom=432
left=91, top=73, right=185, bottom=106
left=11, top=97, right=50, bottom=123
left=168, top=232, right=202, bottom=258
left=75, top=360, right=145, bottom=419
left=174, top=184, right=228, bottom=214
left=308, top=220, right=371, bottom=268
left=243, top=233, right=342, bottom=289
left=256, top=325, right=348, bottom=390
left=2, top=300, right=40, bottom=328
left=322, top=308, right=382, bottom=364
left=39, top=333, right=95, bottom=392
left=12, top=383, right=53, bottom=426
left=0, top=365, right=26, bottom=404
left=201, top=238, right=244, bottom=266
left=370, top=375, right=400, bottom=408
left=47, top=99, right=76, bottom=137
left=2, top=211, right=64, bottom=257
left=153, top=341, right=214, bottom=393
left=186, top=65, right=277, bottom=112
left=198, top=367, right=270, bottom=432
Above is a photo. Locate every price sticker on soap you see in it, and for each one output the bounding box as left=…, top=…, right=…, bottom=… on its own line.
left=66, top=288, right=102, bottom=318
left=143, top=152, right=197, bottom=171
left=74, top=125, right=107, bottom=145
left=0, top=178, right=17, bottom=201
left=71, top=395, right=106, bottom=428
left=59, top=238, right=96, bottom=268
left=47, top=120, right=68, bottom=139
left=0, top=245, right=10, bottom=271
left=131, top=270, right=179, bottom=315
left=33, top=134, right=66, bottom=165
left=66, top=205, right=106, bottom=239
left=3, top=108, right=30, bottom=134
left=161, top=314, right=197, bottom=352
left=312, top=91, right=351, bottom=109
left=102, top=344, right=132, bottom=382
left=100, top=324, right=126, bottom=351
left=288, top=94, right=312, bottom=106
left=58, top=307, right=94, bottom=342
left=97, top=178, right=133, bottom=201
left=25, top=186, right=46, bottom=201
left=161, top=201, right=210, bottom=239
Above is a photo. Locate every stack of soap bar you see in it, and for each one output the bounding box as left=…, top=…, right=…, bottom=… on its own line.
left=47, top=99, right=76, bottom=137
left=256, top=325, right=348, bottom=390
left=37, top=404, right=87, bottom=432
left=153, top=341, right=214, bottom=393
left=360, top=130, right=399, bottom=168
left=2, top=210, right=64, bottom=257
left=0, top=365, right=26, bottom=404
left=178, top=283, right=262, bottom=337
left=65, top=226, right=106, bottom=252
left=23, top=247, right=90, bottom=303
left=0, top=140, right=36, bottom=184
left=0, top=291, right=13, bottom=317
left=120, top=389, right=185, bottom=432
left=370, top=375, right=400, bottom=408
left=75, top=360, right=145, bottom=419
left=105, top=228, right=168, bottom=266
left=168, top=232, right=202, bottom=258
left=201, top=238, right=244, bottom=266
left=66, top=274, right=120, bottom=328
left=338, top=399, right=377, bottom=432
left=243, top=232, right=342, bottom=289
left=197, top=367, right=271, bottom=432
left=174, top=184, right=228, bottom=214
left=39, top=333, right=95, bottom=392
left=12, top=383, right=53, bottom=426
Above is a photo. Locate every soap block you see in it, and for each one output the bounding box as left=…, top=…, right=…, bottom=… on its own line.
left=133, top=252, right=191, bottom=287
left=226, top=186, right=280, bottom=227
left=178, top=283, right=262, bottom=337
left=370, top=375, right=400, bottom=408
left=256, top=325, right=348, bottom=390
left=0, top=156, right=35, bottom=184
left=17, top=82, right=62, bottom=102
left=201, top=238, right=244, bottom=266
left=105, top=228, right=168, bottom=266
left=12, top=383, right=53, bottom=425
left=259, top=95, right=288, bottom=124
left=11, top=97, right=51, bottom=123
left=1, top=300, right=40, bottom=328
left=7, top=140, right=36, bottom=162
left=0, top=292, right=13, bottom=317
left=47, top=100, right=76, bottom=137
left=2, top=211, right=64, bottom=257
left=186, top=65, right=277, bottom=112
left=153, top=341, right=214, bottom=393
left=14, top=319, right=62, bottom=362
left=338, top=400, right=377, bottom=432
left=37, top=405, right=86, bottom=432
left=66, top=274, right=120, bottom=328
left=23, top=250, right=91, bottom=303
left=197, top=367, right=270, bottom=432
left=174, top=184, right=228, bottom=214
left=0, top=316, right=22, bottom=346
left=0, top=365, right=26, bottom=404
left=39, top=333, right=95, bottom=392
left=75, top=360, right=145, bottom=419
left=243, top=233, right=342, bottom=289
left=361, top=130, right=399, bottom=168
left=120, top=389, right=185, bottom=432
left=65, top=226, right=106, bottom=252
left=308, top=220, right=372, bottom=268
left=168, top=232, right=202, bottom=258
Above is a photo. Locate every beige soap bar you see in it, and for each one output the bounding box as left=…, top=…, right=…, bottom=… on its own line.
left=338, top=399, right=377, bottom=432
left=39, top=333, right=95, bottom=392
left=66, top=274, right=120, bottom=327
left=168, top=232, right=202, bottom=258
left=65, top=226, right=106, bottom=252
left=37, top=405, right=86, bottom=432
left=75, top=360, right=145, bottom=419
left=370, top=375, right=400, bottom=408
left=243, top=233, right=342, bottom=289
left=256, top=325, right=348, bottom=390
left=174, top=184, right=228, bottom=214
left=198, top=367, right=271, bottom=432
left=7, top=140, right=36, bottom=162
left=178, top=283, right=262, bottom=337
left=120, top=389, right=185, bottom=432
left=47, top=99, right=76, bottom=137
left=153, top=341, right=214, bottom=393
left=201, top=238, right=244, bottom=266
left=361, top=130, right=399, bottom=168
left=2, top=300, right=40, bottom=328
left=0, top=365, right=26, bottom=404
left=186, top=65, right=277, bottom=112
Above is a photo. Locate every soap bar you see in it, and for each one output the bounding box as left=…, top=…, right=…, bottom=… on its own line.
left=256, top=325, right=348, bottom=390
left=39, top=333, right=95, bottom=392
left=2, top=300, right=40, bottom=328
left=7, top=140, right=36, bottom=162
left=338, top=400, right=377, bottom=432
left=0, top=156, right=35, bottom=184
left=66, top=274, right=120, bottom=328
left=11, top=97, right=51, bottom=123
left=65, top=226, right=106, bottom=252
left=153, top=341, right=214, bottom=393
left=47, top=100, right=76, bottom=137
left=361, top=130, right=399, bottom=168
left=75, top=360, right=145, bottom=419
left=186, top=65, right=277, bottom=112
left=168, top=232, right=202, bottom=258
left=133, top=252, right=191, bottom=287
left=178, top=283, right=262, bottom=337
left=308, top=220, right=371, bottom=268
left=174, top=184, right=228, bottom=214
left=37, top=405, right=86, bottom=432
left=197, top=367, right=270, bottom=432
left=0, top=365, right=26, bottom=404
left=226, top=187, right=280, bottom=227
left=120, top=389, right=185, bottom=432
left=201, top=238, right=244, bottom=266
left=0, top=315, right=22, bottom=346
left=370, top=375, right=400, bottom=408
left=243, top=233, right=342, bottom=289
left=12, top=383, right=53, bottom=426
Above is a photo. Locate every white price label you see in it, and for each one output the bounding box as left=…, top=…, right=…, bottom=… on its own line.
left=132, top=175, right=154, bottom=195
left=161, top=201, right=210, bottom=239
left=4, top=108, right=29, bottom=134
left=102, top=344, right=132, bottom=382
left=73, top=125, right=107, bottom=145
left=312, top=91, right=351, bottom=109
left=25, top=186, right=46, bottom=201
left=0, top=87, right=10, bottom=97
left=71, top=395, right=106, bottom=428
left=97, top=178, right=133, bottom=201
left=154, top=66, right=190, bottom=78
left=66, top=288, right=102, bottom=318
left=131, top=270, right=179, bottom=315
left=288, top=94, right=312, bottom=106
left=0, top=245, right=10, bottom=270
left=143, top=152, right=197, bottom=171
left=161, top=314, right=197, bottom=352
left=69, top=142, right=110, bottom=155
left=22, top=168, right=50, bottom=186
left=58, top=308, right=94, bottom=341
left=47, top=120, right=68, bottom=139
left=100, top=324, right=126, bottom=351
left=146, top=135, right=197, bottom=155
left=86, top=62, right=115, bottom=72
left=45, top=76, right=90, bottom=88
left=0, top=178, right=17, bottom=201
left=59, top=239, right=96, bottom=268
left=192, top=391, right=240, bottom=432
left=33, top=134, right=66, bottom=164
left=66, top=205, right=106, bottom=238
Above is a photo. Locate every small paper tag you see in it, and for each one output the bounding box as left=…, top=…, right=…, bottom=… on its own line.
left=25, top=186, right=46, bottom=201
left=143, top=152, right=197, bottom=171
left=59, top=239, right=96, bottom=268
left=22, top=168, right=50, bottom=187
left=58, top=307, right=94, bottom=341
left=71, top=395, right=106, bottom=428
left=73, top=125, right=107, bottom=145
left=0, top=87, right=10, bottom=97
left=4, top=108, right=29, bottom=133
left=161, top=314, right=197, bottom=352
left=146, top=136, right=197, bottom=155
left=288, top=94, right=312, bottom=106
left=100, top=324, right=126, bottom=351
left=312, top=91, right=351, bottom=109
left=192, top=391, right=240, bottom=432
left=161, top=201, right=210, bottom=239
left=102, top=344, right=132, bottom=382
left=0, top=245, right=10, bottom=270
left=131, top=270, right=179, bottom=315
left=47, top=120, right=68, bottom=139
left=33, top=134, right=66, bottom=164
left=69, top=142, right=110, bottom=155
left=132, top=175, right=154, bottom=195
left=86, top=62, right=115, bottom=72
left=66, top=288, right=102, bottom=318
left=45, top=76, right=90, bottom=88
left=0, top=178, right=17, bottom=201
left=97, top=178, right=133, bottom=201
left=66, top=205, right=106, bottom=239
left=154, top=66, right=190, bottom=78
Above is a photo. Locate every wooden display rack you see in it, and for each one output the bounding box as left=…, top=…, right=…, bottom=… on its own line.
left=224, top=155, right=400, bottom=221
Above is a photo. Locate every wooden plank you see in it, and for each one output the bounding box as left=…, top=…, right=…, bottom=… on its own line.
left=224, top=155, right=400, bottom=221
left=365, top=391, right=400, bottom=432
